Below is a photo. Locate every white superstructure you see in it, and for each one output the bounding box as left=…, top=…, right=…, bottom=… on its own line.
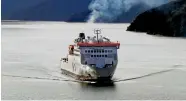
left=60, top=29, right=120, bottom=81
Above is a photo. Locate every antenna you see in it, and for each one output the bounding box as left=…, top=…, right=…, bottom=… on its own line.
left=94, top=29, right=101, bottom=42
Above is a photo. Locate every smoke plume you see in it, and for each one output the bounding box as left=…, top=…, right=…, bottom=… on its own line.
left=88, top=0, right=169, bottom=23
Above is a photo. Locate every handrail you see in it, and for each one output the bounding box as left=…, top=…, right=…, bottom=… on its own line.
left=77, top=42, right=120, bottom=47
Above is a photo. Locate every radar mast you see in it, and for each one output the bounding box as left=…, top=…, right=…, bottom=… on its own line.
left=94, top=29, right=101, bottom=42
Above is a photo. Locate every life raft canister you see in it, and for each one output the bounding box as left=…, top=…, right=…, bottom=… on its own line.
left=69, top=45, right=74, bottom=54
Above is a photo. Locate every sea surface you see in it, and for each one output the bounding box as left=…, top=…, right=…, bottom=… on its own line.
left=1, top=22, right=186, bottom=100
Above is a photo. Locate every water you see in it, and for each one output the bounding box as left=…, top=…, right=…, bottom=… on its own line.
left=1, top=22, right=186, bottom=100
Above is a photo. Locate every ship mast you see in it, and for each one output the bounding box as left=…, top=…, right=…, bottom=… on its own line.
left=94, top=29, right=101, bottom=43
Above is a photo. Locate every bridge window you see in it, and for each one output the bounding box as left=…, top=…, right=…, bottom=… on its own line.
left=94, top=55, right=96, bottom=57
left=102, top=50, right=104, bottom=53
left=105, top=50, right=107, bottom=53
left=91, top=55, right=93, bottom=57
left=88, top=50, right=90, bottom=53
left=102, top=55, right=104, bottom=57
left=91, top=50, right=93, bottom=53
left=85, top=50, right=87, bottom=53
left=94, top=50, right=96, bottom=53
left=107, top=50, right=112, bottom=53
left=105, top=55, right=107, bottom=57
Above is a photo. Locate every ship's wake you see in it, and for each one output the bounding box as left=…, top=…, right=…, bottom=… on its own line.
left=2, top=74, right=96, bottom=83
left=2, top=68, right=175, bottom=85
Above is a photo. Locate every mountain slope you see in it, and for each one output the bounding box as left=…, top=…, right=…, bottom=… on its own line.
left=127, top=0, right=186, bottom=37
left=4, top=0, right=92, bottom=21
left=115, top=2, right=151, bottom=23
left=1, top=0, right=46, bottom=20
left=68, top=2, right=152, bottom=23
left=1, top=0, right=169, bottom=23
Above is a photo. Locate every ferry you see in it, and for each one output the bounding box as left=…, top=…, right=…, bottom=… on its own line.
left=60, top=29, right=120, bottom=81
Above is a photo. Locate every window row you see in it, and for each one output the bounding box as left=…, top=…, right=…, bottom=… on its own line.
left=91, top=55, right=108, bottom=57
left=85, top=49, right=113, bottom=53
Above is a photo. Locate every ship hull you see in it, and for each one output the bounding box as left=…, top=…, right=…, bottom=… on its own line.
left=60, top=54, right=117, bottom=81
